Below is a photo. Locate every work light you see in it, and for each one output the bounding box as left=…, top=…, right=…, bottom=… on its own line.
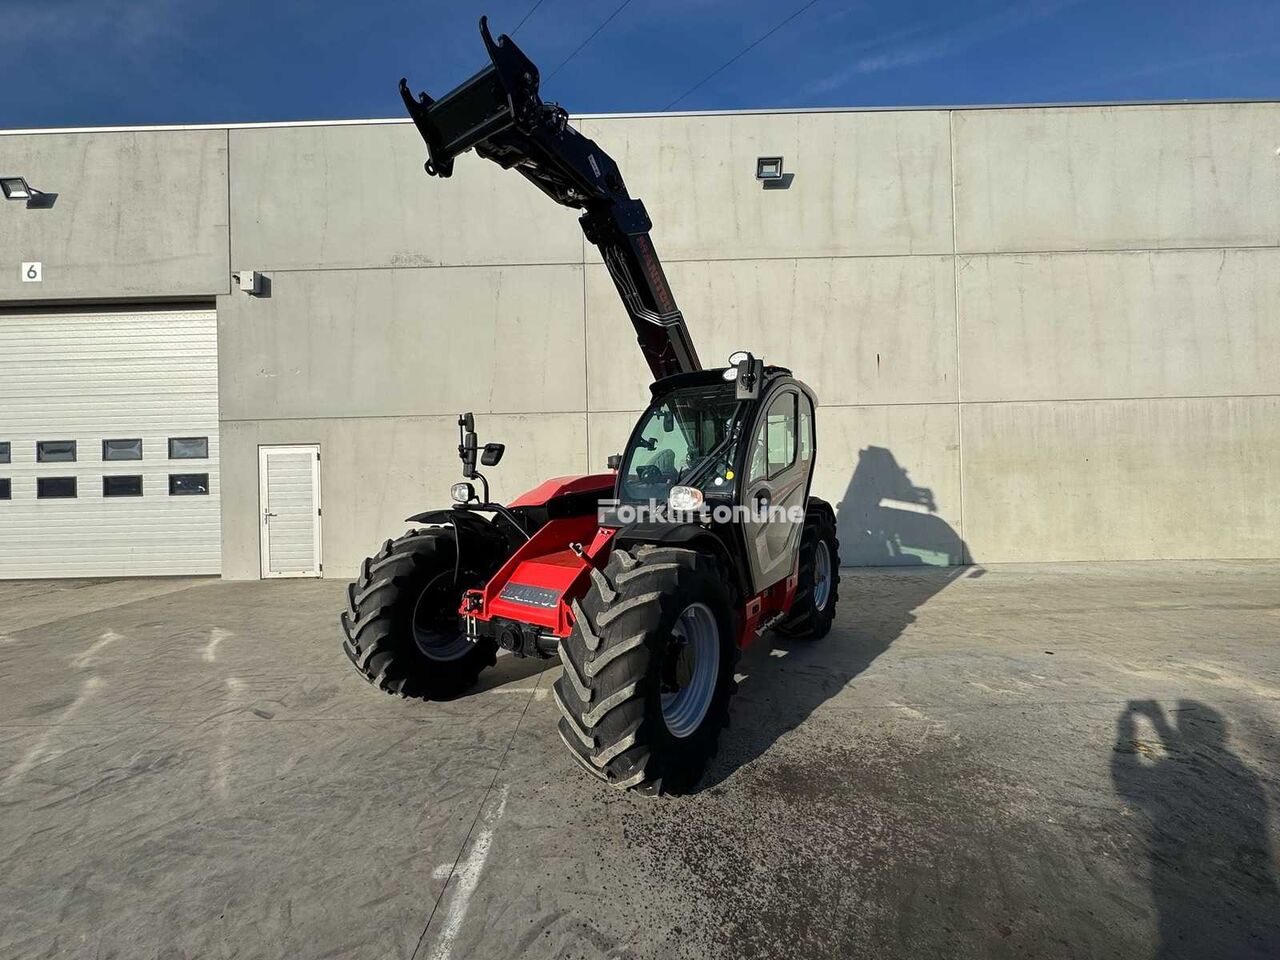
left=755, top=157, right=784, bottom=181
left=2, top=176, right=55, bottom=208
left=1, top=177, right=32, bottom=200
left=668, top=485, right=704, bottom=512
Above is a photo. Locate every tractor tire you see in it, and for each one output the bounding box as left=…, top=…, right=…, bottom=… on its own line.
left=340, top=527, right=498, bottom=700
left=553, top=545, right=738, bottom=795
left=774, top=501, right=840, bottom=640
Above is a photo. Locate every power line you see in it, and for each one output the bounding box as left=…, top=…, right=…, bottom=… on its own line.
left=544, top=0, right=636, bottom=84
left=511, top=0, right=547, bottom=37
left=665, top=0, right=823, bottom=110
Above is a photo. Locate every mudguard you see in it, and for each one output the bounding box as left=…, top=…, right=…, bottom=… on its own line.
left=612, top=520, right=747, bottom=599
left=405, top=507, right=511, bottom=580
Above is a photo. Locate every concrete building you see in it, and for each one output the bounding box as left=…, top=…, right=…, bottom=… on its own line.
left=1, top=100, right=1277, bottom=579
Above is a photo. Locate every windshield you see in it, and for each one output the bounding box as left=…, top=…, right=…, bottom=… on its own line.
left=618, top=385, right=745, bottom=503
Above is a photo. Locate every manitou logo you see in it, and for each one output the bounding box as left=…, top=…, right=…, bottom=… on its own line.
left=634, top=235, right=677, bottom=313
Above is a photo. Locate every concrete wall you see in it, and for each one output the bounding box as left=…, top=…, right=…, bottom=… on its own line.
left=214, top=122, right=588, bottom=578
left=6, top=101, right=1277, bottom=577
left=216, top=102, right=1280, bottom=575
left=0, top=130, right=229, bottom=301
left=951, top=103, right=1280, bottom=562
left=575, top=102, right=1280, bottom=570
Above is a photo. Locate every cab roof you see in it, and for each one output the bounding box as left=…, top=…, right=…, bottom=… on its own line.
left=648, top=366, right=794, bottom=397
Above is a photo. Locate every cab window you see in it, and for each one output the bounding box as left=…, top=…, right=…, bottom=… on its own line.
left=748, top=391, right=798, bottom=483
left=618, top=386, right=743, bottom=502
left=799, top=394, right=814, bottom=463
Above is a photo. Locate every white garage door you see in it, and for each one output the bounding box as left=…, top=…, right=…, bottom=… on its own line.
left=0, top=306, right=220, bottom=578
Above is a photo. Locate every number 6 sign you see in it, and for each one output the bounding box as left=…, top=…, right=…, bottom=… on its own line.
left=22, top=261, right=42, bottom=282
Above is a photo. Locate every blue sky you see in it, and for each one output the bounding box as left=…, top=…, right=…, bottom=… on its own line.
left=1, top=0, right=1277, bottom=128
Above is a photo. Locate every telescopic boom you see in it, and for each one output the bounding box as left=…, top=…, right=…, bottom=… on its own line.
left=399, top=16, right=701, bottom=381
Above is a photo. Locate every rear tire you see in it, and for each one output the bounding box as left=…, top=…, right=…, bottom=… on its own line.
left=340, top=527, right=498, bottom=700
left=774, top=501, right=840, bottom=640
left=553, top=545, right=738, bottom=795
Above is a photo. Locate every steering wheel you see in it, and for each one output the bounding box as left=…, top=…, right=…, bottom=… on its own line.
left=635, top=463, right=666, bottom=483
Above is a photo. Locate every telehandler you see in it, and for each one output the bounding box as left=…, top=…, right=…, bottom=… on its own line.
left=341, top=18, right=840, bottom=794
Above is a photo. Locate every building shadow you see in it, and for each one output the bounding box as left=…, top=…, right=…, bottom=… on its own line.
left=699, top=446, right=971, bottom=791
left=1111, top=700, right=1280, bottom=959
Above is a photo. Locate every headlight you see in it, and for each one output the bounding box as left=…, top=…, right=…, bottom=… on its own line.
left=668, top=485, right=704, bottom=512
left=450, top=482, right=475, bottom=503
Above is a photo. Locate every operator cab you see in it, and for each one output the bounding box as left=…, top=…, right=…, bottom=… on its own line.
left=607, top=354, right=817, bottom=597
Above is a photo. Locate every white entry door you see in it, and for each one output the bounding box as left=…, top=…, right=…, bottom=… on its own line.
left=258, top=445, right=322, bottom=578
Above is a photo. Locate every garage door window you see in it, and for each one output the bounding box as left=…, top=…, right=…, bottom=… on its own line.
left=0, top=478, right=9, bottom=499
left=103, top=439, right=143, bottom=461
left=169, top=473, right=209, bottom=496
left=169, top=437, right=208, bottom=459
left=104, top=475, right=143, bottom=497
left=37, top=440, right=76, bottom=462
left=37, top=477, right=77, bottom=498
left=0, top=442, right=9, bottom=464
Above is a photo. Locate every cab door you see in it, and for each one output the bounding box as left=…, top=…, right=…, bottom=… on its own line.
left=739, top=387, right=812, bottom=592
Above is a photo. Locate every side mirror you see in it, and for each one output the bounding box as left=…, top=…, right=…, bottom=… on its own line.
left=481, top=442, right=505, bottom=467
left=458, top=411, right=478, bottom=479
left=462, top=433, right=478, bottom=478
left=607, top=453, right=622, bottom=471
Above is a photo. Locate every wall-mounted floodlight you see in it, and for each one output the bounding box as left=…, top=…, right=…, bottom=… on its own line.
left=755, top=157, right=784, bottom=181
left=1, top=176, right=56, bottom=208
left=1, top=177, right=33, bottom=199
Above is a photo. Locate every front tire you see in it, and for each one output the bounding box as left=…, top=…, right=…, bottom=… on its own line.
left=340, top=527, right=498, bottom=699
left=553, top=545, right=738, bottom=795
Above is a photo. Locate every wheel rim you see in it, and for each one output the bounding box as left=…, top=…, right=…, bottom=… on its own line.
left=813, top=540, right=832, bottom=612
left=411, top=572, right=473, bottom=662
left=661, top=603, right=721, bottom=739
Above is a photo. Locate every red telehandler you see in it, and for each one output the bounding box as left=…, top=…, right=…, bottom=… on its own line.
left=341, top=18, right=840, bottom=795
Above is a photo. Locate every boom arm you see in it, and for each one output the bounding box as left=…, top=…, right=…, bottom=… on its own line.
left=399, top=17, right=701, bottom=381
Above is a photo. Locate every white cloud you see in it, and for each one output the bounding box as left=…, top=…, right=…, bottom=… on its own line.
left=810, top=0, right=1083, bottom=93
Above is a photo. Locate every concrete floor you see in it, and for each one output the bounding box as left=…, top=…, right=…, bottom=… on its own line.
left=1, top=562, right=1278, bottom=960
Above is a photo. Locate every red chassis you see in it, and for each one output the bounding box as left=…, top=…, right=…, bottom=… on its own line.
left=456, top=473, right=799, bottom=651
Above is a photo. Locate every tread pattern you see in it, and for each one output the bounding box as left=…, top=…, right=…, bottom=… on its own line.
left=340, top=527, right=497, bottom=700
left=553, top=545, right=738, bottom=795
left=774, top=498, right=841, bottom=640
